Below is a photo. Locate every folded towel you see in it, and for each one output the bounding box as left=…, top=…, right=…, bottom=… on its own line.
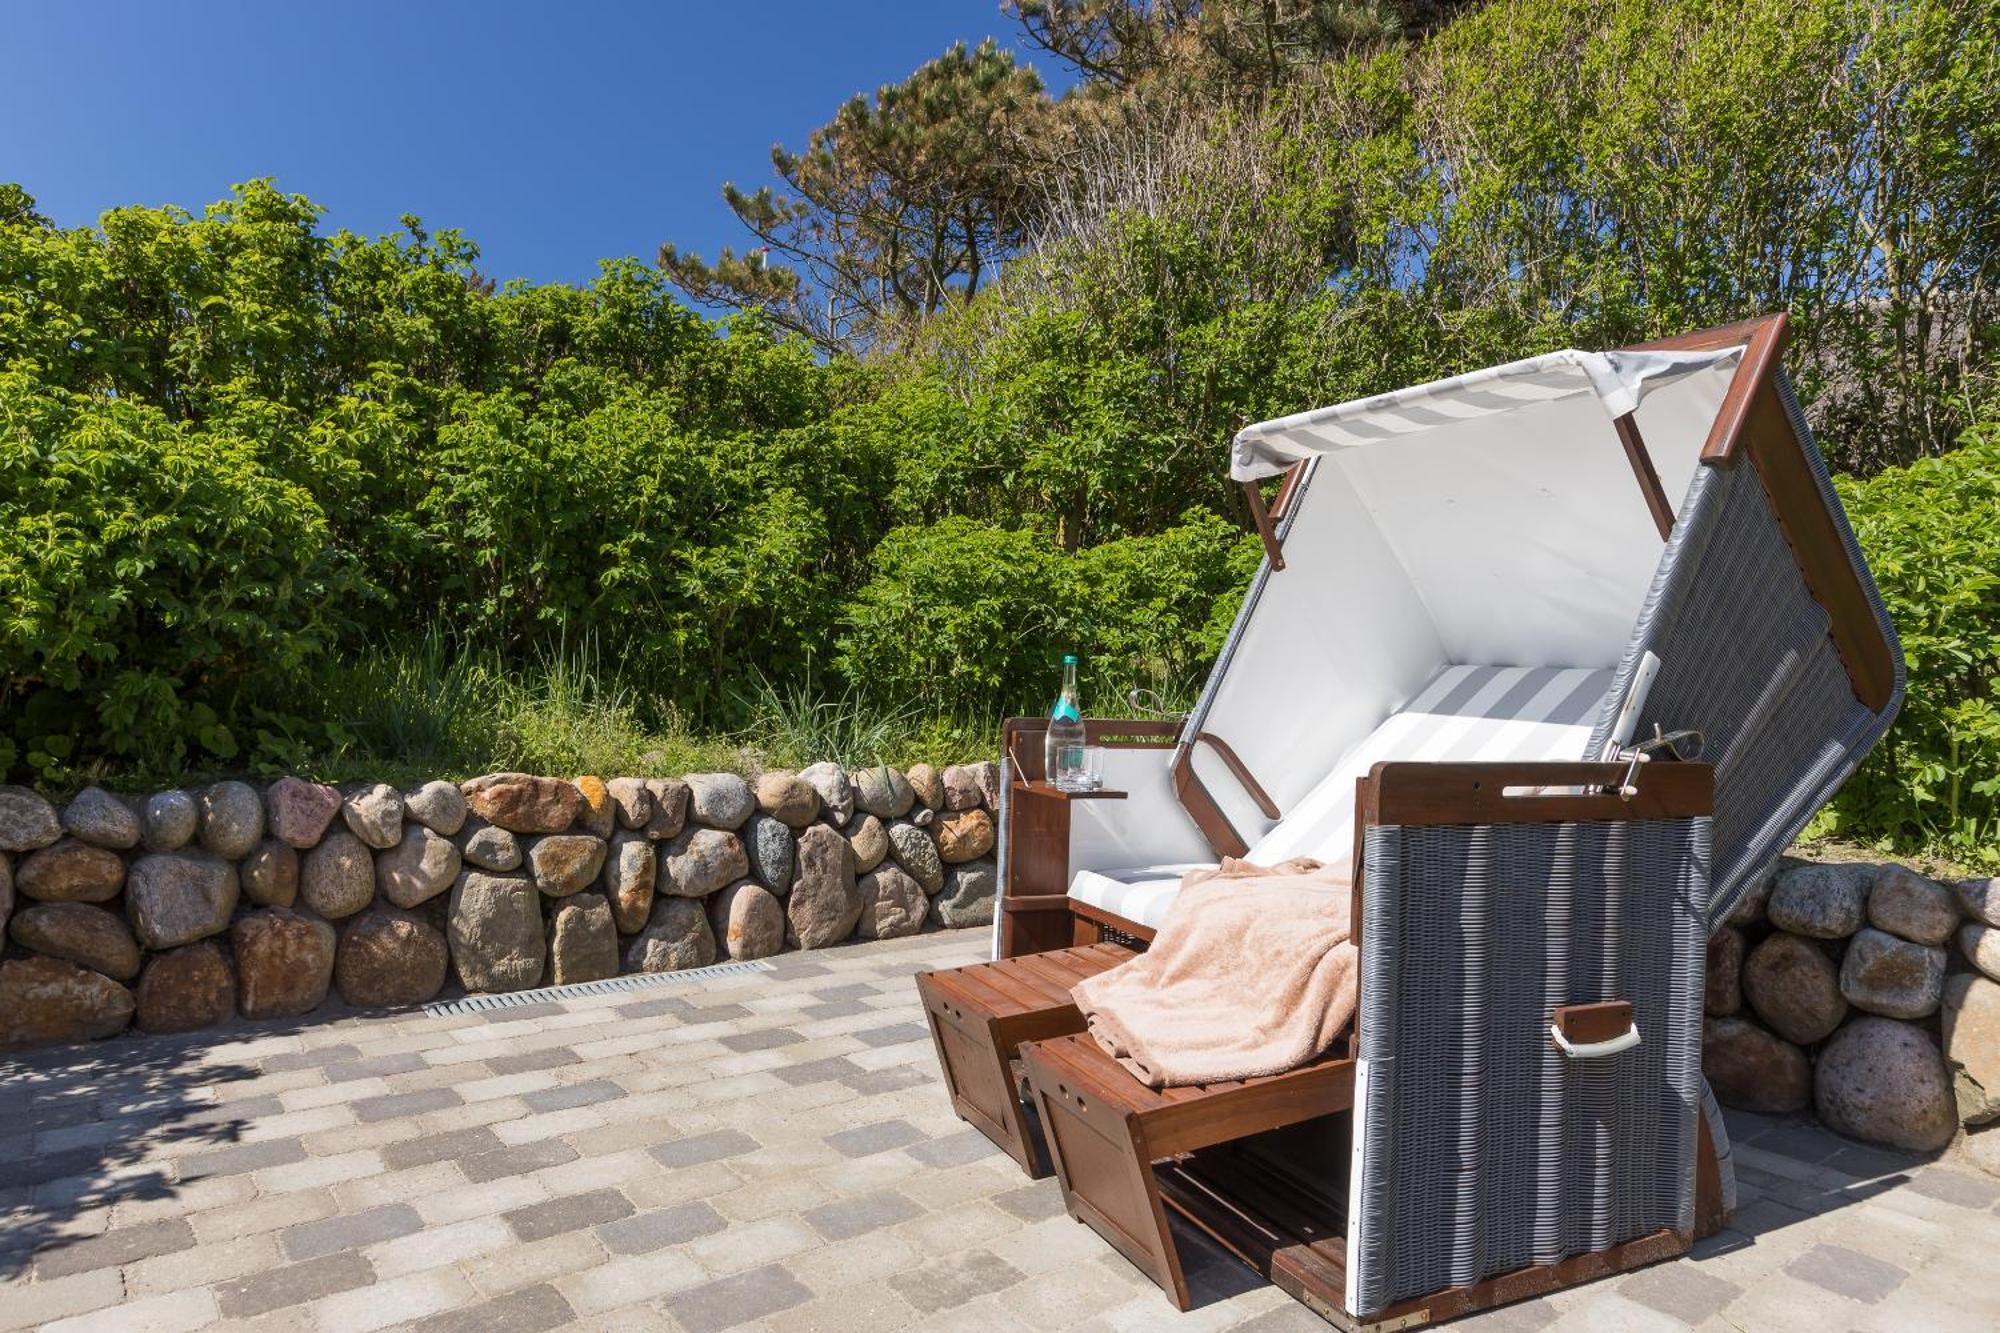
left=1070, top=857, right=1359, bottom=1088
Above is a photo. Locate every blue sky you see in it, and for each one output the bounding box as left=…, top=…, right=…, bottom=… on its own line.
left=0, top=1, right=1069, bottom=288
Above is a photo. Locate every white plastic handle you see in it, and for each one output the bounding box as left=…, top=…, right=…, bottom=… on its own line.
left=1550, top=1023, right=1642, bottom=1059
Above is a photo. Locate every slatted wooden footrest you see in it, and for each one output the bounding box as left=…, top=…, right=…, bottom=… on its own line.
left=914, top=944, right=1136, bottom=1177
left=1019, top=1032, right=1356, bottom=1311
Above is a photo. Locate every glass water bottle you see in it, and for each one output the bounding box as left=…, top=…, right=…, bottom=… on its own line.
left=1045, top=654, right=1085, bottom=790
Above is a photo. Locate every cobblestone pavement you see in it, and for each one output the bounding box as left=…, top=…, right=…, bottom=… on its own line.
left=4, top=930, right=1999, bottom=1332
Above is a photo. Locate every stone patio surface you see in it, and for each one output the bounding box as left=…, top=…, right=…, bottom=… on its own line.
left=4, top=930, right=2000, bottom=1332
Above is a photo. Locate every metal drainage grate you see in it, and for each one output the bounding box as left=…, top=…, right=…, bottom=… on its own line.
left=423, top=958, right=776, bottom=1016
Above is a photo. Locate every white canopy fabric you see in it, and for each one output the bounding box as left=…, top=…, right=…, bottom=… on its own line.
left=1230, top=346, right=1744, bottom=481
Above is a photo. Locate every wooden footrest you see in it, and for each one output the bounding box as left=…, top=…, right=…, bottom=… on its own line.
left=915, top=943, right=1136, bottom=1177
left=1019, top=1033, right=1356, bottom=1311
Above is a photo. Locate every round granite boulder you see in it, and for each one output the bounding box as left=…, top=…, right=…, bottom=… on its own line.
left=857, top=864, right=928, bottom=940
left=573, top=776, right=616, bottom=839
left=1768, top=861, right=1871, bottom=939
left=1957, top=878, right=2000, bottom=930
left=940, top=764, right=985, bottom=813
left=447, top=870, right=545, bottom=993
left=547, top=894, right=620, bottom=986
left=526, top=833, right=607, bottom=897
left=16, top=838, right=126, bottom=903
left=1839, top=927, right=1946, bottom=1019
left=1702, top=1016, right=1811, bottom=1114
left=340, top=783, right=405, bottom=850
left=846, top=815, right=888, bottom=875
left=623, top=895, right=716, bottom=973
left=337, top=906, right=450, bottom=1008
left=599, top=830, right=658, bottom=934
left=0, top=956, right=132, bottom=1049
left=1959, top=922, right=2000, bottom=983
left=935, top=809, right=995, bottom=864
left=852, top=766, right=915, bottom=820
left=605, top=778, right=652, bottom=831
left=126, top=852, right=239, bottom=949
left=460, top=773, right=581, bottom=835
left=60, top=787, right=140, bottom=850
left=9, top=902, right=141, bottom=981
left=746, top=815, right=796, bottom=896
left=1868, top=865, right=1960, bottom=946
left=456, top=817, right=522, bottom=873
left=708, top=880, right=784, bottom=960
left=886, top=821, right=944, bottom=893
left=754, top=772, right=819, bottom=829
left=403, top=779, right=468, bottom=836
left=931, top=858, right=998, bottom=929
left=685, top=773, right=754, bottom=831
left=906, top=763, right=944, bottom=811
left=1944, top=972, right=2000, bottom=1126
left=0, top=786, right=61, bottom=853
left=233, top=908, right=337, bottom=1019
left=798, top=762, right=854, bottom=827
left=376, top=826, right=461, bottom=908
left=788, top=824, right=860, bottom=949
left=662, top=828, right=748, bottom=898
left=241, top=838, right=300, bottom=909
left=264, top=777, right=343, bottom=848
left=198, top=781, right=264, bottom=859
left=140, top=790, right=198, bottom=853
left=135, top=941, right=235, bottom=1034
left=300, top=828, right=376, bottom=920
left=1742, top=931, right=1847, bottom=1045
left=643, top=778, right=690, bottom=840
left=1815, top=1016, right=1957, bottom=1152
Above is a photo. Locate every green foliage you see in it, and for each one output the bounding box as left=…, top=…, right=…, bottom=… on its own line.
left=1822, top=415, right=2000, bottom=863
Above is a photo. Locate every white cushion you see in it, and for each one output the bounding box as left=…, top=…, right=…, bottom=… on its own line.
left=1066, top=664, right=1613, bottom=927
left=1068, top=864, right=1213, bottom=931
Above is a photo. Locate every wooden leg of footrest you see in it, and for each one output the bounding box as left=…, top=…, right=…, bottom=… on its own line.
left=1024, top=1044, right=1190, bottom=1311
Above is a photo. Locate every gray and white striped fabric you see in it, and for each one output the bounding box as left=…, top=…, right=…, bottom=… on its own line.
left=1230, top=347, right=1741, bottom=480
left=1349, top=813, right=1711, bottom=1317
left=1068, top=663, right=1614, bottom=928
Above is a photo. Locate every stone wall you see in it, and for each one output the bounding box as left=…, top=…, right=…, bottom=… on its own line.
left=1704, top=856, right=2000, bottom=1161
left=0, top=762, right=1001, bottom=1050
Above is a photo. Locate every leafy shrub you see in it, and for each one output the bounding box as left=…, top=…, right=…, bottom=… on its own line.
left=0, top=372, right=362, bottom=773
left=1823, top=416, right=2000, bottom=861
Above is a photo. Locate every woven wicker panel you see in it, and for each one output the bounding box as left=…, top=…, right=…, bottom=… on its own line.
left=1350, top=815, right=1710, bottom=1317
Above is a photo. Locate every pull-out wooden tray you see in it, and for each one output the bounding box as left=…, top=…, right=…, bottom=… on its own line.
left=916, top=943, right=1136, bottom=1176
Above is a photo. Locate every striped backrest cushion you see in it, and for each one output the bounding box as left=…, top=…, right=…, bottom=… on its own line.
left=1245, top=664, right=1614, bottom=866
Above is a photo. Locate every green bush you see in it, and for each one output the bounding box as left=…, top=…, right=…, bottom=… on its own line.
left=1823, top=417, right=2000, bottom=862
left=0, top=372, right=362, bottom=773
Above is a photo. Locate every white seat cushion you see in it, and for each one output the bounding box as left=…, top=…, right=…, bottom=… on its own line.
left=1065, top=664, right=1614, bottom=928
left=1068, top=863, right=1214, bottom=931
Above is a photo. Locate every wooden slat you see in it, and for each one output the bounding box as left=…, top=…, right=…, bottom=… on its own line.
left=1368, top=761, right=1713, bottom=827
left=1614, top=412, right=1675, bottom=539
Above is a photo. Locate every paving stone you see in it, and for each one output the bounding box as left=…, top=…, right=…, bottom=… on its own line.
left=802, top=1000, right=874, bottom=1020
left=354, top=1087, right=462, bottom=1122
left=462, top=1138, right=580, bottom=1182
left=521, top=1078, right=624, bottom=1113
left=325, top=1052, right=428, bottom=1082
left=1785, top=1241, right=1909, bottom=1304
left=648, top=1128, right=760, bottom=1169
left=212, top=1248, right=376, bottom=1318
left=886, top=1248, right=1025, bottom=1314
left=1906, top=1167, right=2000, bottom=1208
left=595, top=1200, right=727, bottom=1254
left=487, top=1046, right=579, bottom=1075
left=263, top=1044, right=363, bottom=1073
left=381, top=1125, right=507, bottom=1171
left=281, top=1201, right=423, bottom=1260
left=826, top=1119, right=925, bottom=1157
left=852, top=1022, right=928, bottom=1048
left=905, top=1128, right=996, bottom=1168
left=842, top=1065, right=932, bottom=1096
left=1616, top=1262, right=1743, bottom=1323
left=504, top=1187, right=634, bottom=1242
left=663, top=1262, right=814, bottom=1333
left=804, top=1189, right=923, bottom=1241
left=178, top=1135, right=307, bottom=1179
left=774, top=1055, right=869, bottom=1087
left=0, top=1267, right=124, bottom=1329
left=718, top=1026, right=806, bottom=1052
left=991, top=1180, right=1068, bottom=1223
left=31, top=1217, right=193, bottom=1278
left=410, top=1283, right=575, bottom=1333
left=39, top=1286, right=219, bottom=1333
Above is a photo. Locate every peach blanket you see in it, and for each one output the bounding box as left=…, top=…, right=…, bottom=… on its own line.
left=1070, top=857, right=1359, bottom=1088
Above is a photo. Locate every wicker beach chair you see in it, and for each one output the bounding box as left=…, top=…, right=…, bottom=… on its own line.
left=924, top=313, right=1901, bottom=1328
